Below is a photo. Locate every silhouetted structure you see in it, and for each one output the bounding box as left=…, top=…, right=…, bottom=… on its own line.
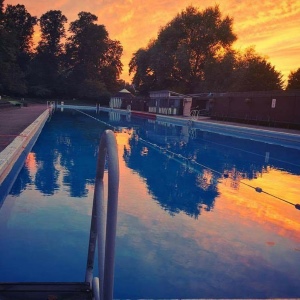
left=191, top=90, right=300, bottom=129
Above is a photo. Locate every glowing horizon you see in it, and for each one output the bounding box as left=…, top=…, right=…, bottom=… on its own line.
left=4, top=0, right=300, bottom=84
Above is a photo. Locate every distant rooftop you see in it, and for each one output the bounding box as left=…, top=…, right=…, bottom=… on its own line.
left=112, top=88, right=135, bottom=98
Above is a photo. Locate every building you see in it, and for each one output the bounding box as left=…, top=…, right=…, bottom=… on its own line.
left=148, top=90, right=192, bottom=116
left=110, top=89, right=193, bottom=116
left=109, top=89, right=135, bottom=109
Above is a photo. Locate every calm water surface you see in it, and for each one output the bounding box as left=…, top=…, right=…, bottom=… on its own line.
left=0, top=109, right=299, bottom=298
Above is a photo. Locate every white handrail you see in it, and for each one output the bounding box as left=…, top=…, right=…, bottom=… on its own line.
left=190, top=109, right=209, bottom=120
left=85, top=130, right=119, bottom=300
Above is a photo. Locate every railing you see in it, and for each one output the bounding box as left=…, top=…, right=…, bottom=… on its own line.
left=190, top=109, right=209, bottom=120
left=85, top=130, right=120, bottom=300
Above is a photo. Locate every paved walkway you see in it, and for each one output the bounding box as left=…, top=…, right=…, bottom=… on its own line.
left=0, top=105, right=48, bottom=152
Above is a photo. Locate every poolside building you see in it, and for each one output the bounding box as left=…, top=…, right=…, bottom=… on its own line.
left=148, top=90, right=192, bottom=116
left=110, top=89, right=193, bottom=117
left=109, top=89, right=135, bottom=109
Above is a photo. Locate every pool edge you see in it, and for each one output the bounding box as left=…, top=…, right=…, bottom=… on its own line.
left=0, top=109, right=50, bottom=202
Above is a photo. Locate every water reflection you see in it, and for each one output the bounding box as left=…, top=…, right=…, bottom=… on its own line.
left=9, top=155, right=33, bottom=196
left=125, top=135, right=218, bottom=217
left=2, top=110, right=300, bottom=297
left=120, top=118, right=300, bottom=219
left=10, top=110, right=105, bottom=198
left=9, top=110, right=300, bottom=219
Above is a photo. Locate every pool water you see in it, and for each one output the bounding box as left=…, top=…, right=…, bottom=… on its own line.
left=0, top=108, right=300, bottom=298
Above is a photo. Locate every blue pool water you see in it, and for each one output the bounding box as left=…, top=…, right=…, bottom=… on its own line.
left=0, top=108, right=300, bottom=298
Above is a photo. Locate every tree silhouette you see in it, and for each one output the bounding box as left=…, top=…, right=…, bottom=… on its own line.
left=231, top=47, right=283, bottom=91
left=27, top=10, right=67, bottom=97
left=64, top=11, right=123, bottom=98
left=286, top=68, right=300, bottom=90
left=0, top=3, right=36, bottom=95
left=3, top=4, right=37, bottom=53
left=130, top=5, right=237, bottom=93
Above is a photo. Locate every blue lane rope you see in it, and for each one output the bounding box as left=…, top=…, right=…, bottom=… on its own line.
left=74, top=109, right=300, bottom=211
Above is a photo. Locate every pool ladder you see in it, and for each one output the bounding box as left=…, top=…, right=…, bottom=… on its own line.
left=0, top=130, right=120, bottom=300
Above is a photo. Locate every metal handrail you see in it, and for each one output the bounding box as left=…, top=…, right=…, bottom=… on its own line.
left=190, top=109, right=210, bottom=120
left=85, top=130, right=120, bottom=300
left=190, top=109, right=199, bottom=120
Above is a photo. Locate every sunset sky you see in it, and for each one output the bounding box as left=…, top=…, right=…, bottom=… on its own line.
left=4, top=0, right=300, bottom=85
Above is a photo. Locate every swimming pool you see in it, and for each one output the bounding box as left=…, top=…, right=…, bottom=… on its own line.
left=0, top=108, right=300, bottom=298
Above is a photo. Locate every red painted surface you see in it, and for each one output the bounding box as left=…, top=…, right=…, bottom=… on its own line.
left=131, top=111, right=156, bottom=119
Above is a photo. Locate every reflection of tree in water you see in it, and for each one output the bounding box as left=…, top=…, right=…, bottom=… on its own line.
left=9, top=158, right=32, bottom=196
left=30, top=110, right=105, bottom=197
left=125, top=135, right=219, bottom=219
left=122, top=117, right=299, bottom=218
left=34, top=138, right=60, bottom=195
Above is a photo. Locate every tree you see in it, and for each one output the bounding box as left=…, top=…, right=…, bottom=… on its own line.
left=231, top=47, right=283, bottom=91
left=37, top=10, right=67, bottom=56
left=0, top=4, right=37, bottom=95
left=129, top=5, right=237, bottom=93
left=129, top=48, right=156, bottom=94
left=200, top=49, right=236, bottom=92
left=99, top=39, right=123, bottom=92
left=28, top=10, right=67, bottom=97
left=64, top=11, right=122, bottom=98
left=0, top=3, right=35, bottom=95
left=0, top=0, right=4, bottom=21
left=286, top=68, right=300, bottom=90
left=3, top=4, right=37, bottom=54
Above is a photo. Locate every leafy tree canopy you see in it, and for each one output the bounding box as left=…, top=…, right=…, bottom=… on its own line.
left=286, top=68, right=300, bottom=90
left=64, top=11, right=123, bottom=97
left=231, top=47, right=283, bottom=91
left=3, top=4, right=37, bottom=53
left=37, top=10, right=67, bottom=56
left=130, top=5, right=237, bottom=94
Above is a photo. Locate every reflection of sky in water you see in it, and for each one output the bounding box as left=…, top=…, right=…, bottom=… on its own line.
left=0, top=109, right=299, bottom=298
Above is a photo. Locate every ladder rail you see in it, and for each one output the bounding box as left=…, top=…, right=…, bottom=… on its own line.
left=85, top=129, right=119, bottom=300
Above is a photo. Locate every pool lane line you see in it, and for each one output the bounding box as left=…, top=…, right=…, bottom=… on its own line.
left=76, top=109, right=300, bottom=168
left=241, top=182, right=299, bottom=208
left=73, top=109, right=300, bottom=211
left=74, top=109, right=117, bottom=130
left=137, top=135, right=300, bottom=211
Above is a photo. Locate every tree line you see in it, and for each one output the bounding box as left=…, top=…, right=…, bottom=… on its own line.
left=0, top=0, right=124, bottom=100
left=130, top=5, right=300, bottom=94
left=0, top=1, right=299, bottom=100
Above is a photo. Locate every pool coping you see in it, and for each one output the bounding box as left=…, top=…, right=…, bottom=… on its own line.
left=0, top=108, right=50, bottom=202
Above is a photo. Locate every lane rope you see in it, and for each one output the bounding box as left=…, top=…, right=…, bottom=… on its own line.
left=75, top=109, right=300, bottom=210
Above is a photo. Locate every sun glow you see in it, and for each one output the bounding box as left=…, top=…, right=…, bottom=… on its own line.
left=217, top=168, right=300, bottom=242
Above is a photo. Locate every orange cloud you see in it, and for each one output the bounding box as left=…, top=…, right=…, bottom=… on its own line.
left=5, top=0, right=300, bottom=83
